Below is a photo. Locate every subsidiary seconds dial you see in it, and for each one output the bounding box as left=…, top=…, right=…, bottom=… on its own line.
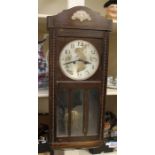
left=59, top=40, right=100, bottom=80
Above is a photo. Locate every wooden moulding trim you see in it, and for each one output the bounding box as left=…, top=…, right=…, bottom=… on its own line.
left=51, top=140, right=104, bottom=149
left=47, top=6, right=112, bottom=31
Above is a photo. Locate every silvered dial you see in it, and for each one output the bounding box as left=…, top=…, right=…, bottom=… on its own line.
left=59, top=40, right=99, bottom=80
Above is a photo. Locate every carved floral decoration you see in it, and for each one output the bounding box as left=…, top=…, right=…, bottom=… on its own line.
left=71, top=10, right=91, bottom=22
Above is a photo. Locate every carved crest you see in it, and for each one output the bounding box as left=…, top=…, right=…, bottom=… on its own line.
left=71, top=10, right=91, bottom=22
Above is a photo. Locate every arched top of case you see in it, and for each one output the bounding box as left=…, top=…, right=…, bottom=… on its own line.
left=47, top=6, right=112, bottom=31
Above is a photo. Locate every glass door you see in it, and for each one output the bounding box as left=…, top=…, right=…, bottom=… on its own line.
left=56, top=84, right=101, bottom=139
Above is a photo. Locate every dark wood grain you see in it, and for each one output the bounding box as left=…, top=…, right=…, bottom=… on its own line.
left=47, top=6, right=112, bottom=31
left=68, top=89, right=72, bottom=136
left=52, top=140, right=104, bottom=149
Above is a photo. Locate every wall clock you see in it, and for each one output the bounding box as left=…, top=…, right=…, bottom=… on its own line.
left=47, top=6, right=112, bottom=149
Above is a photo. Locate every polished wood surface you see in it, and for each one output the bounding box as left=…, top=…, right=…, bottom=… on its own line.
left=47, top=6, right=112, bottom=31
left=52, top=140, right=104, bottom=149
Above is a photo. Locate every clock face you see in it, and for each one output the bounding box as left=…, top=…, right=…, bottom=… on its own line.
left=59, top=40, right=99, bottom=80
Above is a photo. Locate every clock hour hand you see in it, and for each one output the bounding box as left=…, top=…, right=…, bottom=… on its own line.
left=63, top=60, right=77, bottom=65
left=78, top=59, right=91, bottom=64
left=63, top=59, right=91, bottom=65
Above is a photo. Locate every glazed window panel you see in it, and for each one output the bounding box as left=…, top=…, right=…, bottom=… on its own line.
left=70, top=89, right=84, bottom=136
left=87, top=88, right=100, bottom=136
left=56, top=88, right=68, bottom=137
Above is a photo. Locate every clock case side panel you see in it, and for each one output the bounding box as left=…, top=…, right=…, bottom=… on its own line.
left=99, top=32, right=110, bottom=141
left=48, top=28, right=57, bottom=144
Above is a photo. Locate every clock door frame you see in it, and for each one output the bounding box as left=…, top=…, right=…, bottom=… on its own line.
left=55, top=36, right=103, bottom=81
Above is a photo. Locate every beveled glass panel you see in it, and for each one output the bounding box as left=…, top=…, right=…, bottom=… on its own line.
left=87, top=88, right=99, bottom=136
left=56, top=88, right=68, bottom=137
left=71, top=89, right=84, bottom=136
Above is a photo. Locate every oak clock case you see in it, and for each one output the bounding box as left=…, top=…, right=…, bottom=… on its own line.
left=47, top=6, right=112, bottom=149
